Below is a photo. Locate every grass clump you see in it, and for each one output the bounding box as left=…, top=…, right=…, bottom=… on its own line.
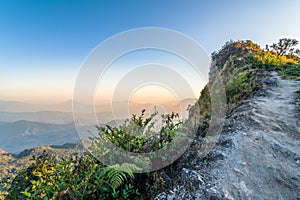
left=225, top=69, right=261, bottom=104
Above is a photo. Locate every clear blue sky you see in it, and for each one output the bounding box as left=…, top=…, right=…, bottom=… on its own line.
left=1, top=0, right=300, bottom=103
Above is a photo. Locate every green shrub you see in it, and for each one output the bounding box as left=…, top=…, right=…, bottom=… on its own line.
left=279, top=64, right=300, bottom=80
left=252, top=51, right=297, bottom=68
left=5, top=151, right=142, bottom=200
left=4, top=111, right=181, bottom=200
left=225, top=70, right=259, bottom=103
left=247, top=45, right=299, bottom=80
left=94, top=110, right=181, bottom=153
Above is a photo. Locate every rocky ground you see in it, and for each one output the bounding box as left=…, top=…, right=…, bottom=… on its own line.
left=155, top=72, right=300, bottom=200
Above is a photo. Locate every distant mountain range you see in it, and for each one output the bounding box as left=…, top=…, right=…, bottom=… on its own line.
left=0, top=111, right=74, bottom=124
left=0, top=100, right=73, bottom=112
left=0, top=98, right=196, bottom=123
left=0, top=98, right=196, bottom=113
left=0, top=120, right=83, bottom=153
left=0, top=98, right=197, bottom=153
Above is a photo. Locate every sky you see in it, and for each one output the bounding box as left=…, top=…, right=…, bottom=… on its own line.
left=1, top=0, right=300, bottom=104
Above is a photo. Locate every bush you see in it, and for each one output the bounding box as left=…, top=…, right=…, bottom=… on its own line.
left=94, top=110, right=181, bottom=153
left=4, top=111, right=181, bottom=200
left=251, top=51, right=298, bottom=69
left=225, top=70, right=259, bottom=104
left=279, top=64, right=300, bottom=80
left=5, top=151, right=142, bottom=200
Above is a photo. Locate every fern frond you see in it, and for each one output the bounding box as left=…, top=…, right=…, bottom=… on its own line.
left=101, top=163, right=141, bottom=191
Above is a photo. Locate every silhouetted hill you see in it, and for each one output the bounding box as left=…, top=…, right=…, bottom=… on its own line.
left=0, top=111, right=73, bottom=124
left=0, top=120, right=80, bottom=153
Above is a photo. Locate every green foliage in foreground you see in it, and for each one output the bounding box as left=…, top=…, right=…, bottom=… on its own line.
left=2, top=111, right=181, bottom=200
left=93, top=110, right=181, bottom=153
left=4, top=152, right=142, bottom=200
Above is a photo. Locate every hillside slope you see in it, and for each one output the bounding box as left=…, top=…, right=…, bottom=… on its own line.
left=0, top=144, right=82, bottom=179
left=0, top=121, right=80, bottom=153
left=155, top=41, right=300, bottom=199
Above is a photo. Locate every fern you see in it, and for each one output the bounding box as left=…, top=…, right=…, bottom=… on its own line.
left=101, top=163, right=141, bottom=191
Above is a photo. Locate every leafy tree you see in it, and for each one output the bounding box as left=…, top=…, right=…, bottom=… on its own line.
left=270, top=38, right=299, bottom=56
left=295, top=49, right=300, bottom=57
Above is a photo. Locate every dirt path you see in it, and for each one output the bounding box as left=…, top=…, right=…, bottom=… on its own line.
left=155, top=72, right=300, bottom=200
left=207, top=72, right=300, bottom=199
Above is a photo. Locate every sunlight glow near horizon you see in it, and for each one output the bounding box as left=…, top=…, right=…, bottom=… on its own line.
left=129, top=85, right=179, bottom=104
left=94, top=49, right=207, bottom=105
left=1, top=1, right=300, bottom=104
